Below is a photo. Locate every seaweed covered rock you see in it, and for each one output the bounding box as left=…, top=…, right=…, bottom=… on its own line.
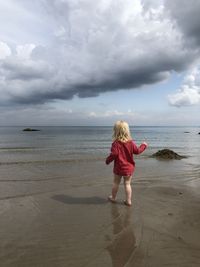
left=152, top=149, right=186, bottom=160
left=23, top=128, right=40, bottom=131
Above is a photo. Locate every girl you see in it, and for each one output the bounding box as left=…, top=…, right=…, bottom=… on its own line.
left=106, top=121, right=147, bottom=206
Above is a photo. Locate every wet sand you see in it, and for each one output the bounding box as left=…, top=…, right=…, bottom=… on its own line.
left=0, top=158, right=200, bottom=266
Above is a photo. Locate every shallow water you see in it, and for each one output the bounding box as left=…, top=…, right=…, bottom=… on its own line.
left=0, top=126, right=199, bottom=163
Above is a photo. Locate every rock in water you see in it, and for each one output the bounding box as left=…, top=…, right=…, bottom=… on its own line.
left=152, top=149, right=186, bottom=160
left=23, top=128, right=40, bottom=131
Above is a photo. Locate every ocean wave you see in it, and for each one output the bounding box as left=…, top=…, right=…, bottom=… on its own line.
left=0, top=176, right=68, bottom=182
left=0, top=147, right=39, bottom=151
left=0, top=157, right=105, bottom=165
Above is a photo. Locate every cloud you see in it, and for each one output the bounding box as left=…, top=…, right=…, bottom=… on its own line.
left=0, top=104, right=148, bottom=126
left=87, top=109, right=149, bottom=125
left=0, top=42, right=11, bottom=59
left=166, top=0, right=200, bottom=46
left=0, top=0, right=200, bottom=105
left=16, top=44, right=36, bottom=59
left=168, top=67, right=200, bottom=107
left=0, top=104, right=75, bottom=125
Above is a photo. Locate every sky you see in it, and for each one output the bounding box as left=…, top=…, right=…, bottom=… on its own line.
left=0, top=0, right=200, bottom=126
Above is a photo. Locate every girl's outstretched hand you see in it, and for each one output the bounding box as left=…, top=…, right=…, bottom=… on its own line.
left=142, top=142, right=148, bottom=147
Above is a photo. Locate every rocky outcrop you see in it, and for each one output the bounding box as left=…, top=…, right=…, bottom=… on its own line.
left=152, top=149, right=186, bottom=160
left=23, top=128, right=40, bottom=131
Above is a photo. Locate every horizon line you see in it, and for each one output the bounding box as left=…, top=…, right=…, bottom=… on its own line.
left=0, top=125, right=199, bottom=128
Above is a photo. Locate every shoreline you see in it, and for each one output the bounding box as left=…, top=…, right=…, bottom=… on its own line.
left=0, top=158, right=200, bottom=266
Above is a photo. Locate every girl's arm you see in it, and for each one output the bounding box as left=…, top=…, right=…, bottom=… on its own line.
left=132, top=141, right=148, bottom=155
left=105, top=142, right=118, bottom=164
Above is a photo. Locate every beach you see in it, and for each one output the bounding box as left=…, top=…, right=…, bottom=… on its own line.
left=0, top=158, right=200, bottom=266
left=0, top=126, right=200, bottom=266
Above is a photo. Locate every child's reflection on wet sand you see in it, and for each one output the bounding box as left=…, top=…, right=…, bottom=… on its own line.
left=106, top=204, right=137, bottom=267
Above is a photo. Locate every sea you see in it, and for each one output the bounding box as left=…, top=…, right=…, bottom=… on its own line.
left=0, top=126, right=199, bottom=165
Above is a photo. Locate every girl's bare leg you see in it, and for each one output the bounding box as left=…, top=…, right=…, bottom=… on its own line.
left=123, top=176, right=132, bottom=205
left=109, top=174, right=122, bottom=201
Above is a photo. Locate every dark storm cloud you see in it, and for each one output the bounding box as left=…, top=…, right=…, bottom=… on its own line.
left=2, top=60, right=50, bottom=81
left=0, top=0, right=200, bottom=105
left=166, top=0, right=200, bottom=46
left=165, top=0, right=200, bottom=106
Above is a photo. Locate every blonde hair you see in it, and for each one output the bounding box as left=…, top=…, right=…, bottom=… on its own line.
left=112, top=120, right=132, bottom=142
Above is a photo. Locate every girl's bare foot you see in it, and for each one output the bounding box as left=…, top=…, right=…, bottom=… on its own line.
left=123, top=200, right=132, bottom=207
left=108, top=196, right=116, bottom=203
